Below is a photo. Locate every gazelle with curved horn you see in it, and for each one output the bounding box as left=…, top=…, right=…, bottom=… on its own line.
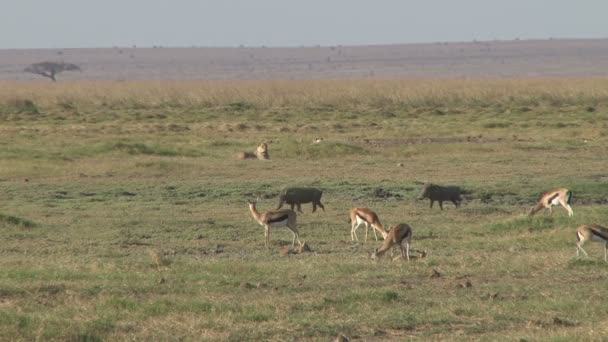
left=528, top=188, right=573, bottom=217
left=248, top=199, right=301, bottom=249
left=371, top=223, right=413, bottom=261
left=348, top=208, right=388, bottom=242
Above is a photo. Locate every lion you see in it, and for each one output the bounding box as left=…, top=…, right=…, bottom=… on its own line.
left=236, top=142, right=269, bottom=160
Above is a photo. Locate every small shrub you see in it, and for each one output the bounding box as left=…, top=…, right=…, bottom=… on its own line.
left=6, top=98, right=40, bottom=115
left=111, top=142, right=177, bottom=156
left=483, top=121, right=511, bottom=129
left=0, top=213, right=36, bottom=228
left=228, top=101, right=254, bottom=111
left=381, top=291, right=399, bottom=302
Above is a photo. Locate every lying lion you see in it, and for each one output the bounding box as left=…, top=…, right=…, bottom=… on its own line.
left=236, top=142, right=269, bottom=160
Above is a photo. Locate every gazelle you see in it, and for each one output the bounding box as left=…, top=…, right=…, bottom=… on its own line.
left=528, top=188, right=573, bottom=217
left=576, top=224, right=608, bottom=262
left=348, top=208, right=388, bottom=242
left=247, top=200, right=301, bottom=249
left=371, top=223, right=413, bottom=261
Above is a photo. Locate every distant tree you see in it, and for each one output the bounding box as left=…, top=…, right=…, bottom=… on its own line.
left=24, top=61, right=81, bottom=82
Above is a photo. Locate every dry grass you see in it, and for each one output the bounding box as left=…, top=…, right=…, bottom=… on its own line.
left=1, top=78, right=608, bottom=110
left=1, top=78, right=608, bottom=341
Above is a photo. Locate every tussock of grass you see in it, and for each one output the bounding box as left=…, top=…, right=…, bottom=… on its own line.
left=112, top=142, right=178, bottom=156
left=567, top=258, right=602, bottom=267
left=487, top=216, right=571, bottom=232
left=0, top=213, right=36, bottom=228
left=109, top=141, right=204, bottom=157
left=1, top=98, right=40, bottom=115
left=483, top=121, right=511, bottom=129
left=274, top=140, right=367, bottom=159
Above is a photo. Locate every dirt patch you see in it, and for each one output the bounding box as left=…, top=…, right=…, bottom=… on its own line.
left=279, top=242, right=314, bottom=256
left=370, top=187, right=402, bottom=199
left=572, top=197, right=608, bottom=205
left=354, top=135, right=524, bottom=147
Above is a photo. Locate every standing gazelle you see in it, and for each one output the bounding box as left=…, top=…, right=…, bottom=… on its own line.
left=576, top=224, right=608, bottom=262
left=371, top=223, right=413, bottom=261
left=348, top=208, right=388, bottom=242
left=247, top=200, right=301, bottom=249
left=528, top=188, right=573, bottom=217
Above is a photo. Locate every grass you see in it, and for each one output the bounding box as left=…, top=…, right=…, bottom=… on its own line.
left=1, top=78, right=608, bottom=340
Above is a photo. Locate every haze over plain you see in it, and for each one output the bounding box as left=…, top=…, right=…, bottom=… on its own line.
left=1, top=1, right=608, bottom=80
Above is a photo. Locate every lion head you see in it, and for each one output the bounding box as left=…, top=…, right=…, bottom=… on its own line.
left=255, top=143, right=269, bottom=160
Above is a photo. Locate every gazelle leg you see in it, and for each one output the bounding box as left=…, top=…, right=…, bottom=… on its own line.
left=372, top=225, right=379, bottom=241
left=351, top=222, right=359, bottom=241
left=399, top=241, right=410, bottom=261
left=364, top=222, right=369, bottom=242
left=293, top=224, right=301, bottom=247
left=265, top=225, right=270, bottom=249
left=577, top=242, right=589, bottom=257
left=565, top=204, right=574, bottom=217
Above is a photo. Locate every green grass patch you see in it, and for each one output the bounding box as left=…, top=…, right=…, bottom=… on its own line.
left=1, top=79, right=608, bottom=341
left=0, top=213, right=36, bottom=228
left=274, top=140, right=367, bottom=159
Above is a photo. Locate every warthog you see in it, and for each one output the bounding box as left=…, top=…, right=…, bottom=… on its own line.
left=276, top=187, right=325, bottom=213
left=419, top=183, right=463, bottom=210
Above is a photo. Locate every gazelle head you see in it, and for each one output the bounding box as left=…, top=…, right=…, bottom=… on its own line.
left=370, top=248, right=380, bottom=260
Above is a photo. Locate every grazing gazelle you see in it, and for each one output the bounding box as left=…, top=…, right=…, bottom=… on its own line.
left=247, top=200, right=301, bottom=249
left=528, top=188, right=573, bottom=217
left=348, top=208, right=388, bottom=242
left=576, top=224, right=608, bottom=262
left=371, top=223, right=413, bottom=261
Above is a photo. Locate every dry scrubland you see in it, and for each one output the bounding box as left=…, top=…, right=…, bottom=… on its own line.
left=5, top=39, right=608, bottom=80
left=1, top=79, right=608, bottom=341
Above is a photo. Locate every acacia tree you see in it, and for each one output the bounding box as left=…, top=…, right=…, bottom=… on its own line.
left=24, top=61, right=81, bottom=82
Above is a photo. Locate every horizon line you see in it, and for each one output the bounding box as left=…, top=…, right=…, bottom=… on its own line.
left=2, top=36, right=607, bottom=51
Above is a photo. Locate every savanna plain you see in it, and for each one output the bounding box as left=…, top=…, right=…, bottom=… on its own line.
left=1, top=79, right=608, bottom=341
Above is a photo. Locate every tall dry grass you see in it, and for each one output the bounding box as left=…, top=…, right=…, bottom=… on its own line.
left=1, top=78, right=607, bottom=110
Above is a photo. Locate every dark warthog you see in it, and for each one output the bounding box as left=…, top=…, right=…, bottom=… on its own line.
left=418, top=183, right=463, bottom=210
left=277, top=187, right=325, bottom=213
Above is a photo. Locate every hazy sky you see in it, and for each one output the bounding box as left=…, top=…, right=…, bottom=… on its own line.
left=2, top=0, right=607, bottom=49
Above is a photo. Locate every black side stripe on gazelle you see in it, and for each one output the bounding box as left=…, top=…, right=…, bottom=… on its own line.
left=546, top=192, right=559, bottom=204
left=267, top=214, right=288, bottom=224
left=590, top=227, right=608, bottom=240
